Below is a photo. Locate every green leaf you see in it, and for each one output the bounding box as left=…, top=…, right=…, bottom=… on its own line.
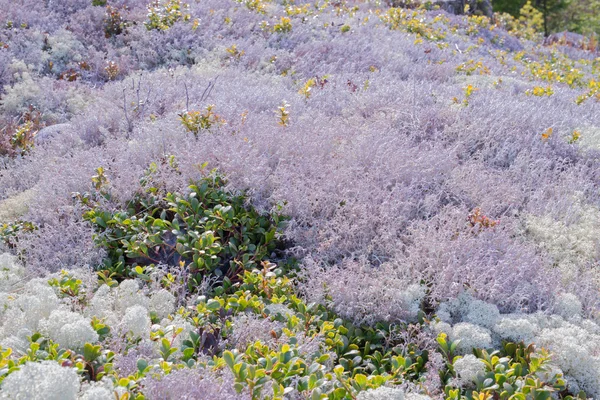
left=206, top=299, right=221, bottom=311
left=223, top=351, right=235, bottom=370
left=95, top=217, right=107, bottom=228
left=137, top=359, right=148, bottom=374
left=354, top=374, right=367, bottom=388
left=83, top=343, right=101, bottom=362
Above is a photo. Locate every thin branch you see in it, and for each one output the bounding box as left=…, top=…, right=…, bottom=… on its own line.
left=184, top=82, right=190, bottom=111
left=200, top=75, right=219, bottom=103
left=122, top=88, right=132, bottom=135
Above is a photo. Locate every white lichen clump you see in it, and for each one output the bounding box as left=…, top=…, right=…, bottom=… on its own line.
left=149, top=289, right=176, bottom=319
left=553, top=292, right=583, bottom=320
left=436, top=293, right=600, bottom=397
left=79, top=379, right=115, bottom=400
left=265, top=303, right=294, bottom=318
left=0, top=254, right=174, bottom=361
left=492, top=316, right=538, bottom=344
left=121, top=305, right=151, bottom=338
left=451, top=323, right=492, bottom=354
left=86, top=284, right=116, bottom=323
left=115, top=280, right=148, bottom=314
left=0, top=253, right=25, bottom=292
left=453, top=354, right=486, bottom=386
left=1, top=361, right=80, bottom=400
left=0, top=281, right=62, bottom=349
left=525, top=200, right=600, bottom=282
left=437, top=292, right=500, bottom=329
left=79, top=385, right=115, bottom=400
left=39, top=310, right=99, bottom=351
left=357, top=386, right=432, bottom=400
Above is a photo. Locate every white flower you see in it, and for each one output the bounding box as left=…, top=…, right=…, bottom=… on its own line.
left=39, top=310, right=98, bottom=350
left=454, top=354, right=486, bottom=385
left=1, top=361, right=80, bottom=400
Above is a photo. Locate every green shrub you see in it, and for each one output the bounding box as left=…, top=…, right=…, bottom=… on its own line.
left=78, top=164, right=286, bottom=291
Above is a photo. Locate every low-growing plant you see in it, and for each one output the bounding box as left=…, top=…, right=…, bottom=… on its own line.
left=576, top=79, right=600, bottom=104
left=494, top=1, right=544, bottom=41
left=380, top=8, right=446, bottom=41
left=0, top=106, right=44, bottom=157
left=145, top=0, right=191, bottom=31
left=179, top=105, right=227, bottom=136
left=0, top=221, right=36, bottom=248
left=276, top=101, right=290, bottom=126
left=440, top=336, right=573, bottom=400
left=0, top=334, right=72, bottom=384
left=456, top=60, right=491, bottom=76
left=235, top=0, right=268, bottom=14
left=79, top=164, right=287, bottom=290
left=467, top=208, right=499, bottom=230
left=104, top=60, right=119, bottom=80
left=225, top=44, right=245, bottom=62
left=568, top=130, right=581, bottom=144
left=298, top=77, right=316, bottom=99
left=48, top=270, right=84, bottom=299
left=104, top=6, right=126, bottom=38
left=192, top=266, right=431, bottom=398
left=273, top=17, right=292, bottom=33
left=453, top=84, right=478, bottom=106
left=0, top=261, right=432, bottom=398
left=526, top=86, right=554, bottom=96
left=541, top=127, right=553, bottom=142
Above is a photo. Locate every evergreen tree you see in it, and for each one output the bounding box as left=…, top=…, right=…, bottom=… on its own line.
left=492, top=0, right=599, bottom=36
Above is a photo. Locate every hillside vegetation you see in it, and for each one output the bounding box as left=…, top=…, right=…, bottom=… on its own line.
left=1, top=0, right=600, bottom=399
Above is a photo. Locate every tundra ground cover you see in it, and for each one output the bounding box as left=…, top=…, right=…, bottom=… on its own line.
left=1, top=0, right=600, bottom=398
